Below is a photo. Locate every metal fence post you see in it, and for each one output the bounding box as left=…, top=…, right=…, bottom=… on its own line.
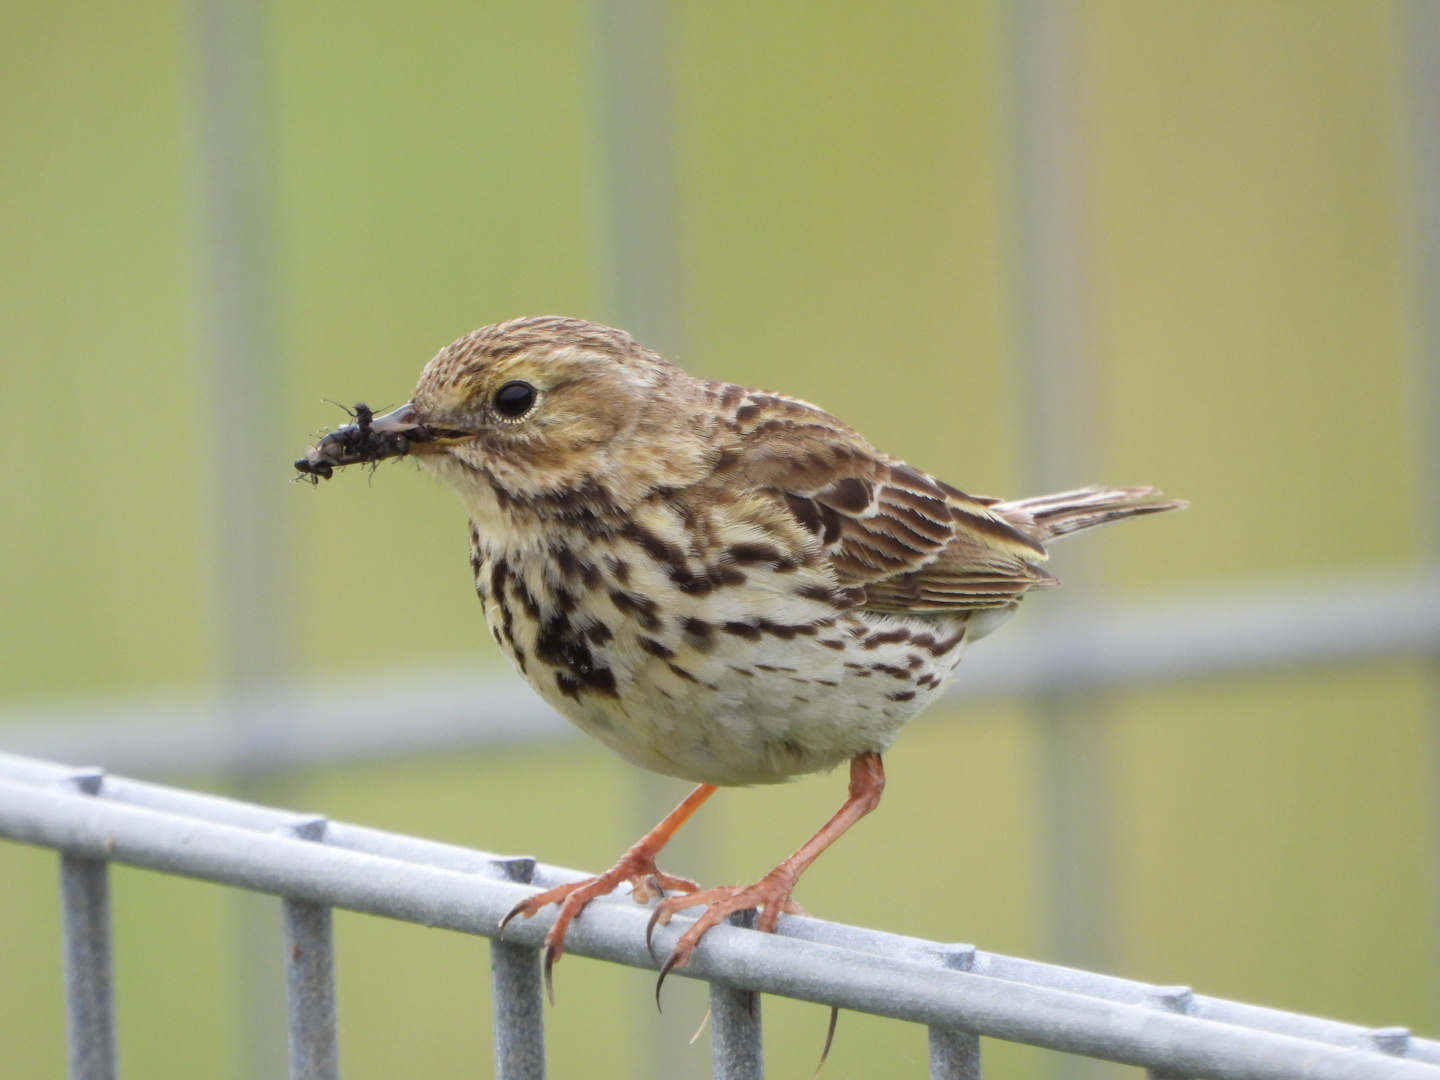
left=11, top=756, right=1440, bottom=1080
left=710, top=910, right=763, bottom=1080
left=709, top=982, right=762, bottom=1080
left=57, top=768, right=116, bottom=1080
left=490, top=942, right=546, bottom=1080
left=280, top=817, right=339, bottom=1080
left=930, top=946, right=981, bottom=1080
left=930, top=1028, right=981, bottom=1080
left=490, top=858, right=545, bottom=1080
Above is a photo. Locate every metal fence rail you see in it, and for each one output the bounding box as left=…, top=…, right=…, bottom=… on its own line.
left=0, top=749, right=1433, bottom=1080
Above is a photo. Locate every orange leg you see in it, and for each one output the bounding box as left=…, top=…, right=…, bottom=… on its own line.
left=647, top=753, right=885, bottom=993
left=499, top=782, right=717, bottom=999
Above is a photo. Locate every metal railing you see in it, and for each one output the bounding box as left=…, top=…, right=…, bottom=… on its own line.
left=0, top=750, right=1435, bottom=1080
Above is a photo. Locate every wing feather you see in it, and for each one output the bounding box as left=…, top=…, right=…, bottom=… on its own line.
left=718, top=389, right=1055, bottom=615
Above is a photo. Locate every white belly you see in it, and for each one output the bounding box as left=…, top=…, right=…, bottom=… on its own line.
left=506, top=602, right=970, bottom=786
left=472, top=517, right=973, bottom=785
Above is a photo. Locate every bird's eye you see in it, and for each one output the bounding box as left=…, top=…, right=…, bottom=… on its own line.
left=493, top=380, right=537, bottom=419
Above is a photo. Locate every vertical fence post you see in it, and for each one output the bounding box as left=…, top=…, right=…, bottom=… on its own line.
left=279, top=818, right=339, bottom=1080
left=1401, top=1, right=1440, bottom=1044
left=57, top=769, right=117, bottom=1080
left=929, top=945, right=980, bottom=1080
left=709, top=910, right=762, bottom=1080
left=490, top=858, right=545, bottom=1080
left=929, top=1028, right=981, bottom=1080
left=709, top=983, right=762, bottom=1080
left=490, top=942, right=546, bottom=1080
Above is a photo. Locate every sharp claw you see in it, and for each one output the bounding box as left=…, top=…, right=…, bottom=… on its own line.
left=498, top=899, right=528, bottom=937
left=649, top=874, right=667, bottom=900
left=812, top=1006, right=840, bottom=1079
left=645, top=904, right=665, bottom=961
left=543, top=943, right=558, bottom=1006
left=655, top=951, right=681, bottom=1012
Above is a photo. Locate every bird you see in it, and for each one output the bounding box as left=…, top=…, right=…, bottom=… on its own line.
left=295, top=315, right=1184, bottom=996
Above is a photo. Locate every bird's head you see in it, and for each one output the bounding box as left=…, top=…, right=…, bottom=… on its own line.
left=295, top=316, right=721, bottom=510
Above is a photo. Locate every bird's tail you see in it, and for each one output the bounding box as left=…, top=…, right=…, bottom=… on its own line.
left=993, top=486, right=1186, bottom=544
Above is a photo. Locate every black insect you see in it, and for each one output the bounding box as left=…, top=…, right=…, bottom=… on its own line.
left=352, top=401, right=374, bottom=438
left=294, top=401, right=423, bottom=483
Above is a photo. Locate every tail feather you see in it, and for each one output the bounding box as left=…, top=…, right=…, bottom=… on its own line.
left=993, top=486, right=1186, bottom=544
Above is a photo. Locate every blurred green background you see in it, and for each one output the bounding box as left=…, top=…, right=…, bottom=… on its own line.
left=2, top=2, right=1437, bottom=1079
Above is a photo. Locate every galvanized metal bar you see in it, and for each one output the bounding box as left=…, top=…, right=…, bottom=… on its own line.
left=592, top=0, right=683, bottom=360
left=1401, top=0, right=1440, bottom=1042
left=929, top=1028, right=981, bottom=1080
left=710, top=910, right=763, bottom=1080
left=1007, top=0, right=1092, bottom=497
left=709, top=983, right=762, bottom=1080
left=193, top=0, right=287, bottom=705
left=6, top=779, right=1440, bottom=1080
left=1404, top=0, right=1440, bottom=552
left=192, top=0, right=292, bottom=1072
left=488, top=856, right=545, bottom=1080
left=930, top=945, right=981, bottom=1080
left=5, top=750, right=1440, bottom=1067
left=281, top=900, right=338, bottom=1080
left=1037, top=697, right=1113, bottom=978
left=490, top=941, right=546, bottom=1080
left=1005, top=15, right=1117, bottom=1080
left=0, top=752, right=567, bottom=883
left=56, top=769, right=116, bottom=1080
left=279, top=818, right=338, bottom=1080
left=61, top=855, right=117, bottom=1080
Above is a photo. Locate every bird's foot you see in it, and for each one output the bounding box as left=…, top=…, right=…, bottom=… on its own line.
left=646, top=865, right=807, bottom=999
left=499, top=847, right=699, bottom=1001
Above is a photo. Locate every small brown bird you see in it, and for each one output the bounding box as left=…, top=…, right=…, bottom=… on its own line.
left=297, top=315, right=1183, bottom=992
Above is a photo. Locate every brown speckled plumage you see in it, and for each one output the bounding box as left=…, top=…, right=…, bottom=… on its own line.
left=296, top=315, right=1184, bottom=987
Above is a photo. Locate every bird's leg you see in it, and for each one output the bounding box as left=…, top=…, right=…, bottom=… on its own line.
left=648, top=753, right=885, bottom=986
left=500, top=781, right=717, bottom=996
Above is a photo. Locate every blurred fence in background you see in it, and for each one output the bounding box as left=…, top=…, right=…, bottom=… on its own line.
left=2, top=2, right=1438, bottom=1078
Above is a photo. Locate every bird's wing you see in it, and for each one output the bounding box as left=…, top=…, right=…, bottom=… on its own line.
left=720, top=389, right=1056, bottom=613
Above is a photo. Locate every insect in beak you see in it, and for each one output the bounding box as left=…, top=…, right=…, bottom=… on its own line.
left=294, top=402, right=433, bottom=481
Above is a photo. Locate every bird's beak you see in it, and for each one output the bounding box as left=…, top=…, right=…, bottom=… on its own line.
left=294, top=402, right=440, bottom=481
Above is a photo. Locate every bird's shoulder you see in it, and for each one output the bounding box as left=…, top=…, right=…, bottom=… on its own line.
left=689, top=380, right=1057, bottom=613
